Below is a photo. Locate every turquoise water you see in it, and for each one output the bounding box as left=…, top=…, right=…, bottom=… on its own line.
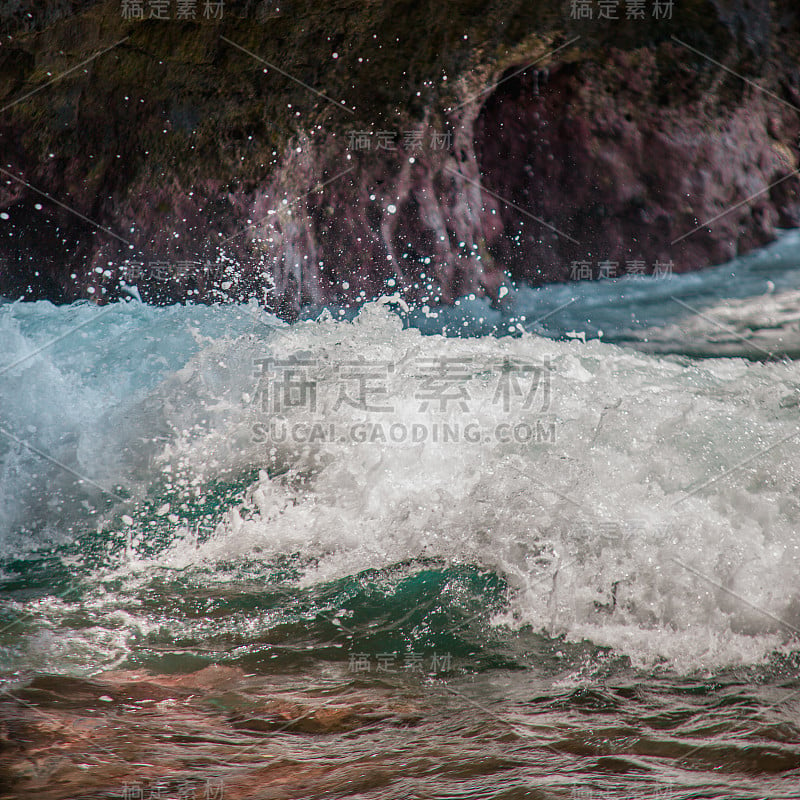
left=2, top=235, right=800, bottom=798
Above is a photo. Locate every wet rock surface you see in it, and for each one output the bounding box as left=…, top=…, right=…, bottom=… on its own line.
left=0, top=0, right=799, bottom=315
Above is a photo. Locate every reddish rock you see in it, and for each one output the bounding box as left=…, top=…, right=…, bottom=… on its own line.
left=0, top=1, right=799, bottom=315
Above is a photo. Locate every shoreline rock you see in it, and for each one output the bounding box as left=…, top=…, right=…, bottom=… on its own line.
left=0, top=1, right=798, bottom=316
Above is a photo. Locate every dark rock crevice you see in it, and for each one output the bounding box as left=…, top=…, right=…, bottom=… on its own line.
left=473, top=41, right=800, bottom=284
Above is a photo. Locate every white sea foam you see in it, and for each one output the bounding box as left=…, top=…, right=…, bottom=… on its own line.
left=3, top=271, right=800, bottom=671
left=142, top=300, right=800, bottom=670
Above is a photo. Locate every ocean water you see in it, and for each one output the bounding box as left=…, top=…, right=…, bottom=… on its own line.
left=2, top=233, right=800, bottom=798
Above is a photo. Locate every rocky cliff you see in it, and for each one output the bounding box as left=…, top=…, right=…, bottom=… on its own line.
left=1, top=0, right=799, bottom=315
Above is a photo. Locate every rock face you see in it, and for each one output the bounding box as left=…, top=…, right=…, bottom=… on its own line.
left=0, top=0, right=799, bottom=315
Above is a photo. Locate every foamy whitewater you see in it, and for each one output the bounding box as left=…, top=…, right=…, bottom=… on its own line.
left=3, top=233, right=800, bottom=686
